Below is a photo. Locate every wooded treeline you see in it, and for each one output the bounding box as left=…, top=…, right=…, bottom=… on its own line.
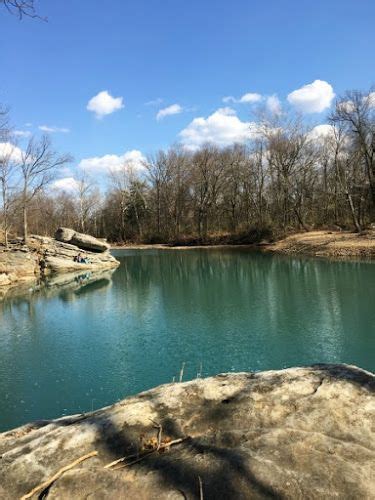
left=1, top=88, right=374, bottom=246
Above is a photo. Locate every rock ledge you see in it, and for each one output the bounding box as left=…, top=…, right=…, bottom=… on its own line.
left=0, top=364, right=374, bottom=499
left=0, top=230, right=119, bottom=295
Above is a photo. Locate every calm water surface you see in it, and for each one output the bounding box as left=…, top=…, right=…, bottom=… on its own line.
left=0, top=249, right=374, bottom=431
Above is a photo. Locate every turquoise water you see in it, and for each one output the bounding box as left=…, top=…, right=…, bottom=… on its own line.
left=0, top=249, right=374, bottom=431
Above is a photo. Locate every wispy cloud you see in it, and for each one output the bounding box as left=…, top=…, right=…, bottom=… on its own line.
left=38, top=125, right=70, bottom=133
left=156, top=103, right=183, bottom=120
left=13, top=130, right=32, bottom=138
left=266, top=95, right=282, bottom=115
left=145, top=98, right=163, bottom=106
left=223, top=92, right=262, bottom=104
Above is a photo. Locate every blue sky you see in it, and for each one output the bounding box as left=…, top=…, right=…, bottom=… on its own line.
left=1, top=0, right=375, bottom=187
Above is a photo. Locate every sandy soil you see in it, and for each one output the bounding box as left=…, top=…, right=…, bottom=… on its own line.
left=264, top=230, right=375, bottom=258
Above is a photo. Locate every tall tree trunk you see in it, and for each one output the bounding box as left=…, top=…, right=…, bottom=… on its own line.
left=1, top=182, right=8, bottom=248
left=23, top=204, right=28, bottom=243
left=345, top=191, right=362, bottom=232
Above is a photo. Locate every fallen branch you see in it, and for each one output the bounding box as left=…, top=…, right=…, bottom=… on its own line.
left=150, top=419, right=163, bottom=451
left=20, top=451, right=98, bottom=500
left=104, top=437, right=188, bottom=470
left=198, top=475, right=204, bottom=500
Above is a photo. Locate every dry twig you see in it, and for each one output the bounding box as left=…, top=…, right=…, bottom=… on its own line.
left=20, top=451, right=98, bottom=499
left=104, top=437, right=188, bottom=470
left=179, top=362, right=185, bottom=382
left=198, top=475, right=204, bottom=500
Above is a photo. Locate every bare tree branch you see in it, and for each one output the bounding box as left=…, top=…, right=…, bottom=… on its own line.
left=0, top=0, right=46, bottom=21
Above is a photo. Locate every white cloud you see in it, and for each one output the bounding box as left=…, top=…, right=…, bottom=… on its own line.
left=368, top=92, right=375, bottom=107
left=156, top=104, right=183, bottom=120
left=13, top=130, right=31, bottom=138
left=337, top=100, right=355, bottom=113
left=223, top=92, right=262, bottom=104
left=266, top=95, right=282, bottom=115
left=38, top=125, right=70, bottom=133
left=222, top=96, right=236, bottom=103
left=239, top=92, right=262, bottom=103
left=361, top=92, right=375, bottom=109
left=287, top=80, right=335, bottom=113
left=79, top=149, right=146, bottom=173
left=145, top=98, right=163, bottom=106
left=86, top=90, right=124, bottom=118
left=308, top=124, right=336, bottom=143
left=0, top=142, right=24, bottom=163
left=179, top=107, right=259, bottom=150
left=51, top=177, right=80, bottom=192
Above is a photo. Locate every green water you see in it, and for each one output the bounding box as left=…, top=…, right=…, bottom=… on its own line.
left=0, top=249, right=374, bottom=431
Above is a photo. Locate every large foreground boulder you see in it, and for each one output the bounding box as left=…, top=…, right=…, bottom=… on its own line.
left=0, top=364, right=374, bottom=499
left=55, top=227, right=110, bottom=253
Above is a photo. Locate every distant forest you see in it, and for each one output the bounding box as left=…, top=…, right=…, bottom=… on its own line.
left=1, top=87, right=374, bottom=246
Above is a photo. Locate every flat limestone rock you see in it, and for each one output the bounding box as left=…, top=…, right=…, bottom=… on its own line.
left=0, top=247, right=39, bottom=289
left=55, top=227, right=110, bottom=253
left=0, top=364, right=374, bottom=499
left=0, top=234, right=119, bottom=295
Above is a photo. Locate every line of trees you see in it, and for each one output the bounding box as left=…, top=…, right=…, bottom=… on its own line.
left=1, top=87, right=374, bottom=247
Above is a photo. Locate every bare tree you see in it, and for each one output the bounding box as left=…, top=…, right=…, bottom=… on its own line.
left=331, top=90, right=375, bottom=213
left=0, top=0, right=45, bottom=20
left=109, top=162, right=148, bottom=241
left=0, top=104, right=10, bottom=140
left=19, top=135, right=71, bottom=242
left=0, top=142, right=18, bottom=246
left=75, top=174, right=100, bottom=233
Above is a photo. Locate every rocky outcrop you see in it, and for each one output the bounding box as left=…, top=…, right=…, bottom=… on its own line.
left=0, top=245, right=39, bottom=288
left=55, top=227, right=110, bottom=253
left=0, top=232, right=119, bottom=295
left=0, top=364, right=373, bottom=499
left=28, top=235, right=118, bottom=274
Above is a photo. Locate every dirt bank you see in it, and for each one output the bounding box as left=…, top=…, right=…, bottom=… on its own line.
left=112, top=230, right=375, bottom=258
left=264, top=230, right=375, bottom=258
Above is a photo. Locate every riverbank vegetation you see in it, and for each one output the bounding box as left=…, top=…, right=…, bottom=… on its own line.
left=1, top=87, right=374, bottom=246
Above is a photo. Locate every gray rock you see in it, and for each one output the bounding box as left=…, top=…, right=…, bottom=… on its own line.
left=55, top=227, right=110, bottom=253
left=54, top=227, right=75, bottom=243
left=0, top=364, right=374, bottom=499
left=0, top=234, right=119, bottom=297
left=0, top=247, right=38, bottom=291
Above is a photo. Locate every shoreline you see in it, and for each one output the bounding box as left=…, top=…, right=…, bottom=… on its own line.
left=111, top=230, right=375, bottom=259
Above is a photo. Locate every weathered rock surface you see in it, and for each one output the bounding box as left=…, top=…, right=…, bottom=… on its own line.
left=28, top=235, right=118, bottom=274
left=0, top=232, right=119, bottom=295
left=0, top=246, right=39, bottom=289
left=0, top=364, right=373, bottom=499
left=55, top=227, right=110, bottom=252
